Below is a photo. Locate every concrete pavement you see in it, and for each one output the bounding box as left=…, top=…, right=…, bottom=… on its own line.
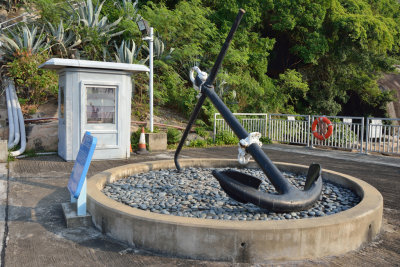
left=1, top=145, right=399, bottom=266
left=0, top=163, right=7, bottom=261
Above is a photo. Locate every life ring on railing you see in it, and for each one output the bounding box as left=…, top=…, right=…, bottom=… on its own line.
left=312, top=117, right=333, bottom=141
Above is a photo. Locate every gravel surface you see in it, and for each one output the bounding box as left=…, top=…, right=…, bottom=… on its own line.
left=102, top=167, right=360, bottom=221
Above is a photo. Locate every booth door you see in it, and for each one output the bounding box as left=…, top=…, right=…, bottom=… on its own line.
left=81, top=83, right=122, bottom=159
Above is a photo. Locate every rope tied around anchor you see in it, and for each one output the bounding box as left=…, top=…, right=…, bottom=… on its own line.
left=238, top=132, right=262, bottom=165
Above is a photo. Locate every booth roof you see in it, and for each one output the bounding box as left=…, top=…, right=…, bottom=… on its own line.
left=39, top=58, right=150, bottom=73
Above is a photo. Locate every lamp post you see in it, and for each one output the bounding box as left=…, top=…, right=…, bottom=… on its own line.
left=137, top=18, right=154, bottom=132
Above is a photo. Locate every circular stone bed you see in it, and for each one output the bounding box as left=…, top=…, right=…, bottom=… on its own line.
left=102, top=167, right=360, bottom=220
left=87, top=159, right=383, bottom=263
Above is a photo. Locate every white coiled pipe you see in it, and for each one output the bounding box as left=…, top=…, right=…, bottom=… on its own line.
left=9, top=82, right=26, bottom=156
left=8, top=81, right=20, bottom=148
left=5, top=81, right=15, bottom=149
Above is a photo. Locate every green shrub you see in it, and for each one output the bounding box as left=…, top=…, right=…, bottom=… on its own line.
left=188, top=138, right=207, bottom=147
left=7, top=51, right=58, bottom=106
left=195, top=127, right=209, bottom=138
left=214, top=131, right=238, bottom=146
left=260, top=136, right=272, bottom=144
left=167, top=128, right=182, bottom=145
left=195, top=119, right=207, bottom=127
left=130, top=128, right=142, bottom=150
left=29, top=0, right=69, bottom=25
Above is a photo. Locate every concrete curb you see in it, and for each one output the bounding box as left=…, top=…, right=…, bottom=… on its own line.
left=87, top=159, right=383, bottom=263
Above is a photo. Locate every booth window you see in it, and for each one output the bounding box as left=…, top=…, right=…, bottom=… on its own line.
left=86, top=86, right=116, bottom=124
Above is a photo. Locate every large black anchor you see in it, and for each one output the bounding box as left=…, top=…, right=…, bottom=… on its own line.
left=174, top=9, right=323, bottom=212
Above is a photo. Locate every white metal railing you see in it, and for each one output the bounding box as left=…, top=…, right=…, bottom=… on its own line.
left=213, top=113, right=268, bottom=141
left=311, top=115, right=364, bottom=153
left=213, top=113, right=400, bottom=156
left=268, top=114, right=310, bottom=146
left=366, top=117, right=400, bottom=155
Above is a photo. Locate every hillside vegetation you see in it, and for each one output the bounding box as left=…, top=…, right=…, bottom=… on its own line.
left=1, top=0, right=400, bottom=124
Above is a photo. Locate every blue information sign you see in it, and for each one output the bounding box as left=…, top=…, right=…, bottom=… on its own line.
left=68, top=132, right=97, bottom=198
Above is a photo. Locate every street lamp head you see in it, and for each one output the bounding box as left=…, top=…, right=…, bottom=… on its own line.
left=137, top=18, right=150, bottom=36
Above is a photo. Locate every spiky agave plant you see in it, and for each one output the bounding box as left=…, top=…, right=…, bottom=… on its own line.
left=46, top=20, right=81, bottom=58
left=0, top=24, right=48, bottom=62
left=114, top=40, right=140, bottom=64
left=115, top=0, right=139, bottom=20
left=69, top=0, right=124, bottom=38
left=141, top=36, right=174, bottom=64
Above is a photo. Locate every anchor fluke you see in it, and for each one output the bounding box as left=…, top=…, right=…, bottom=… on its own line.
left=213, top=164, right=323, bottom=212
left=305, top=163, right=321, bottom=190
left=212, top=170, right=262, bottom=204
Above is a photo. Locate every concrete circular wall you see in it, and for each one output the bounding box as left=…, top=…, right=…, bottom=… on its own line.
left=87, top=159, right=383, bottom=263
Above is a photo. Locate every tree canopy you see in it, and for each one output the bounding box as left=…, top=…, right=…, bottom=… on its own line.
left=1, top=0, right=399, bottom=120
left=137, top=0, right=399, bottom=119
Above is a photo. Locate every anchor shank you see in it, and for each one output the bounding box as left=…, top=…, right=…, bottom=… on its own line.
left=174, top=94, right=207, bottom=171
left=202, top=85, right=248, bottom=139
left=175, top=9, right=245, bottom=171
left=202, top=85, right=293, bottom=194
left=246, top=143, right=293, bottom=194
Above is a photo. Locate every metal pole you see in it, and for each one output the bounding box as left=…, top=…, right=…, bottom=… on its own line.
left=213, top=113, right=217, bottom=142
left=268, top=114, right=271, bottom=140
left=365, top=118, right=369, bottom=154
left=174, top=94, right=207, bottom=171
left=360, top=117, right=364, bottom=153
left=307, top=115, right=311, bottom=147
left=149, top=27, right=154, bottom=132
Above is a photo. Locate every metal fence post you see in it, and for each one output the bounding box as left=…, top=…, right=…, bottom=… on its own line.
left=360, top=117, right=364, bottom=153
left=264, top=114, right=268, bottom=137
left=365, top=118, right=369, bottom=154
left=213, top=113, right=217, bottom=142
left=268, top=114, right=271, bottom=141
left=307, top=115, right=311, bottom=148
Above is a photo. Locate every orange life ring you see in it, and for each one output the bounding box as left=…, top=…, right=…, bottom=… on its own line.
left=312, top=117, right=333, bottom=141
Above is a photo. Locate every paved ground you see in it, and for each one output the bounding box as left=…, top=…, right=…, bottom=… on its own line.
left=1, top=145, right=399, bottom=266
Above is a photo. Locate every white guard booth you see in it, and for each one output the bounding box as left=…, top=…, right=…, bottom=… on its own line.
left=39, top=58, right=149, bottom=161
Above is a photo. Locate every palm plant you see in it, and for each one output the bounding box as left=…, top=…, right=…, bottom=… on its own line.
left=0, top=24, right=48, bottom=62
left=47, top=20, right=81, bottom=58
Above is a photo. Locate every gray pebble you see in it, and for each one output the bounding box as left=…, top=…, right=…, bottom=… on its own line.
left=102, top=167, right=359, bottom=221
left=284, top=214, right=292, bottom=219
